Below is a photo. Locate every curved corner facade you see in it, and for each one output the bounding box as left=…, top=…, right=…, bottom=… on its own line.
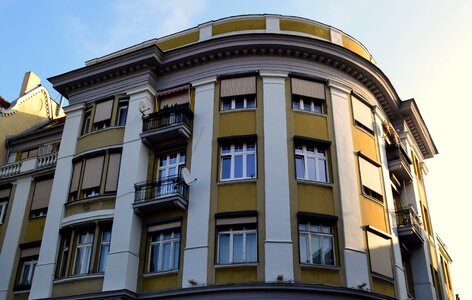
left=0, top=15, right=453, bottom=300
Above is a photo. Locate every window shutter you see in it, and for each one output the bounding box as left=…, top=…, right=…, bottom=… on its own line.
left=359, top=156, right=383, bottom=195
left=70, top=161, right=82, bottom=193
left=367, top=231, right=393, bottom=278
left=352, top=96, right=374, bottom=131
left=21, top=247, right=40, bottom=258
left=220, top=76, right=256, bottom=97
left=0, top=189, right=10, bottom=199
left=93, top=100, right=113, bottom=123
left=31, top=178, right=54, bottom=210
left=148, top=221, right=181, bottom=233
left=81, top=156, right=104, bottom=189
left=216, top=216, right=257, bottom=226
left=105, top=153, right=121, bottom=192
left=291, top=78, right=325, bottom=99
left=160, top=91, right=189, bottom=109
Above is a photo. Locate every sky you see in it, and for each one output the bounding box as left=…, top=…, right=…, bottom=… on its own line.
left=1, top=0, right=471, bottom=298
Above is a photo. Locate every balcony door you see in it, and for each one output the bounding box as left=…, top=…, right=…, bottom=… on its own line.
left=157, top=151, right=186, bottom=197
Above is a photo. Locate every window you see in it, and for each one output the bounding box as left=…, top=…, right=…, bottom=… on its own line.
left=116, top=98, right=129, bottom=126
left=30, top=178, right=53, bottom=218
left=358, top=153, right=383, bottom=202
left=17, top=259, right=37, bottom=289
left=146, top=221, right=181, bottom=273
left=366, top=228, right=393, bottom=279
left=82, top=109, right=91, bottom=135
left=15, top=246, right=40, bottom=290
left=352, top=96, right=374, bottom=133
left=0, top=188, right=10, bottom=224
left=220, top=142, right=256, bottom=181
left=295, top=142, right=329, bottom=183
left=158, top=152, right=186, bottom=179
left=69, top=150, right=121, bottom=201
left=299, top=222, right=335, bottom=266
left=216, top=214, right=257, bottom=265
left=56, top=224, right=112, bottom=278
left=291, top=77, right=326, bottom=114
left=220, top=76, right=256, bottom=111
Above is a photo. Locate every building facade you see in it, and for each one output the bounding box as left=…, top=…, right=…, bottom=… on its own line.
left=0, top=15, right=454, bottom=300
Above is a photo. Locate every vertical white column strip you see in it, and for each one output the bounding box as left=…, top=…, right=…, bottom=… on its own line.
left=329, top=81, right=370, bottom=290
left=102, top=85, right=154, bottom=292
left=30, top=103, right=83, bottom=299
left=182, top=76, right=216, bottom=288
left=373, top=108, right=409, bottom=299
left=0, top=178, right=32, bottom=300
left=260, top=71, right=294, bottom=282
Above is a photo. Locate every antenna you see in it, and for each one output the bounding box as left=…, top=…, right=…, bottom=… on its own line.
left=139, top=101, right=150, bottom=115
left=181, top=167, right=197, bottom=185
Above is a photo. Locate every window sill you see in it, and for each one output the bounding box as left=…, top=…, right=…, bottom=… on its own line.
left=12, top=289, right=30, bottom=294
left=220, top=108, right=256, bottom=114
left=372, top=272, right=394, bottom=283
left=54, top=273, right=104, bottom=284
left=292, top=109, right=327, bottom=117
left=66, top=194, right=116, bottom=206
left=143, top=270, right=178, bottom=278
left=296, top=180, right=333, bottom=188
left=354, top=124, right=375, bottom=137
left=218, top=178, right=257, bottom=186
left=79, top=126, right=124, bottom=139
left=300, top=263, right=340, bottom=271
left=215, top=262, right=258, bottom=269
left=362, top=193, right=384, bottom=205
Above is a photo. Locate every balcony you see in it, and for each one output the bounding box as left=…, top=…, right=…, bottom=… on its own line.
left=386, top=143, right=413, bottom=182
left=396, top=205, right=424, bottom=248
left=0, top=153, right=58, bottom=180
left=133, top=176, right=189, bottom=215
left=141, top=104, right=193, bottom=147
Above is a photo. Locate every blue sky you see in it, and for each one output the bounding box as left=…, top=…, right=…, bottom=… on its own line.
left=1, top=0, right=471, bottom=298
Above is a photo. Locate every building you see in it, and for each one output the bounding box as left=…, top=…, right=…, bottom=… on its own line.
left=0, top=15, right=454, bottom=300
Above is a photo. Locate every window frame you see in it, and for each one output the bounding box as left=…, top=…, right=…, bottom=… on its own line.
left=0, top=200, right=8, bottom=224
left=292, top=94, right=324, bottom=115
left=219, top=142, right=257, bottom=181
left=17, top=258, right=38, bottom=289
left=147, top=228, right=181, bottom=273
left=217, top=226, right=257, bottom=265
left=294, top=141, right=329, bottom=183
left=221, top=94, right=256, bottom=111
left=298, top=221, right=336, bottom=266
left=116, top=98, right=129, bottom=126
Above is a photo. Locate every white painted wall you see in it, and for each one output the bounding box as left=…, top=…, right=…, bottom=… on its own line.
left=102, top=85, right=154, bottom=292
left=260, top=71, right=294, bottom=282
left=329, top=81, right=370, bottom=290
left=29, top=103, right=83, bottom=299
left=182, top=77, right=216, bottom=288
left=0, top=177, right=32, bottom=300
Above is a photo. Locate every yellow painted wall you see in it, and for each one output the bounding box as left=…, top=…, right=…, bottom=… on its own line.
left=342, top=35, right=371, bottom=61
left=372, top=278, right=396, bottom=298
left=22, top=218, right=45, bottom=243
left=301, top=267, right=342, bottom=286
left=143, top=273, right=178, bottom=292
left=212, top=19, right=266, bottom=36
left=157, top=31, right=199, bottom=51
left=64, top=197, right=115, bottom=217
left=51, top=277, right=103, bottom=297
left=280, top=20, right=330, bottom=40
left=215, top=266, right=257, bottom=284
left=293, top=112, right=328, bottom=140
left=217, top=182, right=257, bottom=212
left=362, top=197, right=387, bottom=232
left=75, top=127, right=124, bottom=154
left=353, top=128, right=378, bottom=161
left=297, top=183, right=334, bottom=215
left=219, top=111, right=256, bottom=137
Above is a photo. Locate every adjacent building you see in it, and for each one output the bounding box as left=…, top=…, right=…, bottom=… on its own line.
left=0, top=15, right=454, bottom=300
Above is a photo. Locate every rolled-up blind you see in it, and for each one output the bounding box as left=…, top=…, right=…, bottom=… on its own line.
left=160, top=92, right=189, bottom=109
left=93, top=100, right=113, bottom=123
left=82, top=156, right=104, bottom=189
left=292, top=78, right=325, bottom=99
left=105, top=153, right=121, bottom=192
left=31, top=178, right=53, bottom=210
left=359, top=156, right=383, bottom=195
left=148, top=221, right=181, bottom=232
left=367, top=231, right=393, bottom=278
left=0, top=188, right=10, bottom=199
left=216, top=216, right=257, bottom=226
left=352, top=96, right=373, bottom=131
left=221, top=76, right=256, bottom=97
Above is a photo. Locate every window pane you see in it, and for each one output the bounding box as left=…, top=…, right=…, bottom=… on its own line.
left=173, top=241, right=180, bottom=269
left=162, top=242, right=171, bottom=271
left=246, top=143, right=255, bottom=151
left=311, top=235, right=322, bottom=264
left=233, top=234, right=244, bottom=263
left=103, top=230, right=111, bottom=242
left=222, top=146, right=231, bottom=154
left=247, top=98, right=256, bottom=108
left=246, top=154, right=256, bottom=178
left=168, top=167, right=177, bottom=177
left=295, top=156, right=305, bottom=179
left=179, top=153, right=186, bottom=163
left=292, top=99, right=300, bottom=109
left=218, top=234, right=230, bottom=264
left=222, top=99, right=232, bottom=111
left=20, top=264, right=31, bottom=285
left=234, top=155, right=243, bottom=178
left=235, top=98, right=244, bottom=109
left=299, top=233, right=308, bottom=263
left=83, top=246, right=92, bottom=273
left=303, top=99, right=312, bottom=111
left=169, top=154, right=177, bottom=165
left=150, top=244, right=160, bottom=272
left=246, top=232, right=257, bottom=262
left=221, top=157, right=231, bottom=179
left=323, top=236, right=335, bottom=265
left=313, top=103, right=322, bottom=114
left=74, top=248, right=84, bottom=274
left=318, top=159, right=327, bottom=182
left=321, top=225, right=331, bottom=234
left=234, top=144, right=243, bottom=152
left=307, top=157, right=316, bottom=180
left=98, top=244, right=109, bottom=272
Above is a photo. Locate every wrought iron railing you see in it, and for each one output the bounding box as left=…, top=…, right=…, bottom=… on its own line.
left=134, top=176, right=189, bottom=204
left=386, top=143, right=412, bottom=167
left=142, top=104, right=192, bottom=133
left=396, top=205, right=422, bottom=235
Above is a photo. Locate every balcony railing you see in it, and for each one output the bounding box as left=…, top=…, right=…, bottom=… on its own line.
left=0, top=153, right=58, bottom=179
left=386, top=143, right=413, bottom=181
left=141, top=104, right=193, bottom=147
left=133, top=176, right=189, bottom=215
left=396, top=205, right=424, bottom=248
